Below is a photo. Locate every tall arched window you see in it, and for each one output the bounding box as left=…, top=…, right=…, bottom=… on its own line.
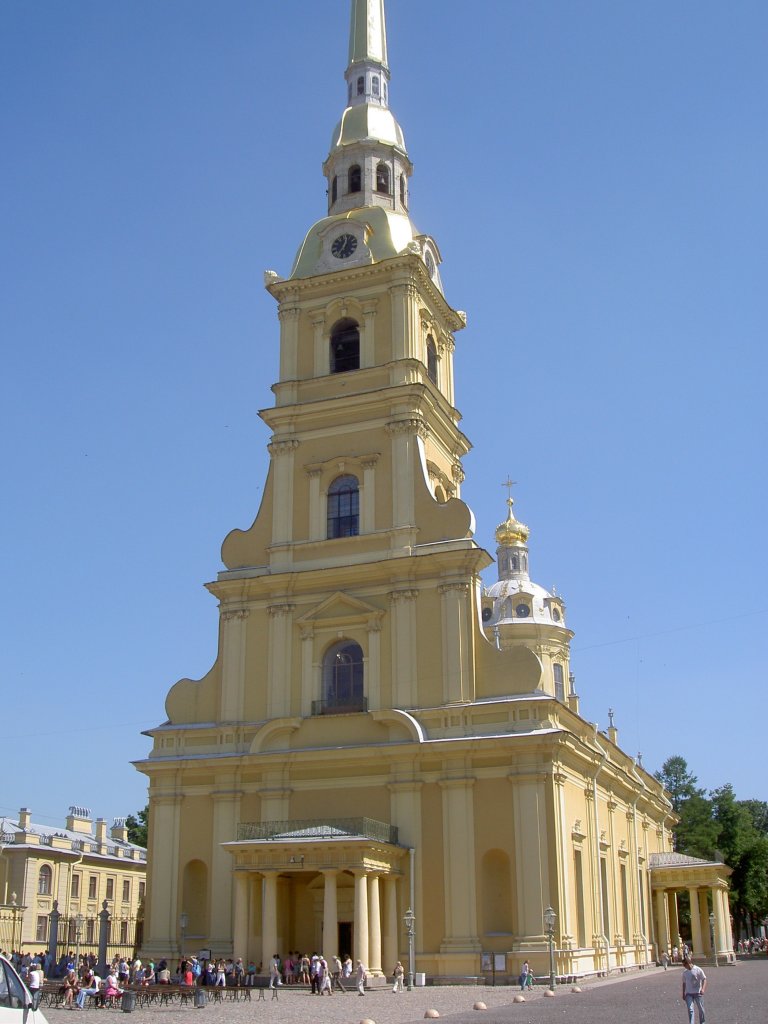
left=372, top=75, right=380, bottom=97
left=330, top=318, right=360, bottom=373
left=554, top=664, right=565, bottom=701
left=356, top=76, right=364, bottom=96
left=399, top=174, right=406, bottom=206
left=426, top=336, right=438, bottom=384
left=348, top=164, right=361, bottom=193
left=322, top=639, right=364, bottom=711
left=331, top=176, right=338, bottom=203
left=38, top=865, right=52, bottom=895
left=327, top=475, right=359, bottom=538
left=376, top=163, right=390, bottom=193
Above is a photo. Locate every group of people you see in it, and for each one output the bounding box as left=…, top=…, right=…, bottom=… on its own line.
left=267, top=951, right=365, bottom=994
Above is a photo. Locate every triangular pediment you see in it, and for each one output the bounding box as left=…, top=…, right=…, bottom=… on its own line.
left=296, top=591, right=384, bottom=627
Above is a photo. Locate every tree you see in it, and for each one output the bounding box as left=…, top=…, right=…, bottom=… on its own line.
left=125, top=804, right=148, bottom=848
left=655, top=756, right=717, bottom=857
left=741, top=799, right=768, bottom=837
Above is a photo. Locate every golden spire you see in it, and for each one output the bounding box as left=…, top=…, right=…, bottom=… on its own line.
left=348, top=0, right=389, bottom=71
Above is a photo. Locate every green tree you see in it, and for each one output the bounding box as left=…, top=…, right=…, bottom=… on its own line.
left=125, top=804, right=148, bottom=848
left=741, top=799, right=768, bottom=836
left=711, top=785, right=768, bottom=934
left=655, top=756, right=717, bottom=857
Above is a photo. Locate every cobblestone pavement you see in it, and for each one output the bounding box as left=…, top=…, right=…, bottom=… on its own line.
left=45, top=958, right=767, bottom=1024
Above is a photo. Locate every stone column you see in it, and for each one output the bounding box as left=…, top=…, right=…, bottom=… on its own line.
left=688, top=889, right=703, bottom=955
left=361, top=301, right=377, bottom=368
left=511, top=773, right=550, bottom=940
left=655, top=889, right=670, bottom=955
left=368, top=874, right=382, bottom=976
left=439, top=777, right=480, bottom=953
left=307, top=468, right=323, bottom=540
left=383, top=876, right=399, bottom=977
left=300, top=627, right=315, bottom=717
left=267, top=602, right=294, bottom=719
left=366, top=618, right=382, bottom=711
left=220, top=608, right=249, bottom=721
left=322, top=870, right=338, bottom=963
left=209, top=785, right=241, bottom=953
left=361, top=456, right=378, bottom=534
left=439, top=582, right=472, bottom=704
left=385, top=419, right=420, bottom=530
left=232, top=872, right=250, bottom=960
left=312, top=313, right=326, bottom=377
left=268, top=438, right=299, bottom=553
left=667, top=891, right=680, bottom=948
left=553, top=770, right=573, bottom=943
left=719, top=888, right=735, bottom=956
left=278, top=303, right=300, bottom=382
left=713, top=887, right=729, bottom=956
left=353, top=870, right=369, bottom=967
left=145, top=795, right=181, bottom=957
left=262, top=872, right=279, bottom=967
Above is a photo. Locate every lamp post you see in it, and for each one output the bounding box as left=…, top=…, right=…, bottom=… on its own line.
left=179, top=912, right=188, bottom=957
left=544, top=906, right=556, bottom=992
left=404, top=907, right=415, bottom=991
left=709, top=912, right=718, bottom=967
left=74, top=913, right=85, bottom=975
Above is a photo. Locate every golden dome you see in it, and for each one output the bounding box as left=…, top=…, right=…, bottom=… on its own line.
left=495, top=499, right=529, bottom=546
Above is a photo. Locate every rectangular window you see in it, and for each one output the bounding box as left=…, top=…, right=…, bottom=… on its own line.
left=122, top=880, right=130, bottom=903
left=138, top=882, right=146, bottom=902
left=600, top=858, right=610, bottom=937
left=573, top=849, right=586, bottom=948
left=620, top=864, right=630, bottom=941
left=638, top=869, right=646, bottom=933
left=120, top=920, right=129, bottom=944
left=36, top=916, right=48, bottom=943
left=106, top=878, right=114, bottom=901
left=86, top=918, right=95, bottom=945
left=71, top=874, right=80, bottom=899
left=88, top=875, right=97, bottom=899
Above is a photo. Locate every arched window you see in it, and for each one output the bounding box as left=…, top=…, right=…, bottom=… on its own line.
left=348, top=164, right=361, bottom=193
left=330, top=318, right=360, bottom=374
left=376, top=163, right=390, bottom=194
left=426, top=336, right=438, bottom=384
left=331, top=176, right=338, bottom=203
left=327, top=474, right=359, bottom=538
left=357, top=76, right=364, bottom=96
left=372, top=75, right=380, bottom=97
left=511, top=554, right=519, bottom=571
left=554, top=664, right=565, bottom=701
left=399, top=174, right=406, bottom=206
left=321, top=640, right=364, bottom=712
left=38, top=865, right=52, bottom=895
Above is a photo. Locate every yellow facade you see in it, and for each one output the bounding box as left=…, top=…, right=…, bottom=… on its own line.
left=136, top=0, right=680, bottom=980
left=0, top=807, right=146, bottom=955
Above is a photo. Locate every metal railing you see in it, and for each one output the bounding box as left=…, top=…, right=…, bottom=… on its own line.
left=237, top=817, right=399, bottom=845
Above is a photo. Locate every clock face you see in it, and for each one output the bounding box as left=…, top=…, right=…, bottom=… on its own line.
left=331, top=233, right=358, bottom=259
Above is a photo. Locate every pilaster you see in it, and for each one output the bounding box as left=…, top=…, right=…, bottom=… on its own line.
left=438, top=582, right=471, bottom=704
left=438, top=776, right=480, bottom=953
left=389, top=588, right=418, bottom=708
left=267, top=603, right=294, bottom=718
left=220, top=608, right=249, bottom=721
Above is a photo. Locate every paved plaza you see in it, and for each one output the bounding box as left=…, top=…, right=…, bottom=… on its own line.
left=45, top=958, right=767, bottom=1024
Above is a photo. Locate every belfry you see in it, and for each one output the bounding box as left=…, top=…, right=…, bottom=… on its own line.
left=136, top=0, right=734, bottom=979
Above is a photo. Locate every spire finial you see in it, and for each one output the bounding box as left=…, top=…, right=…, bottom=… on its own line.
left=502, top=476, right=517, bottom=515
left=348, top=0, right=389, bottom=71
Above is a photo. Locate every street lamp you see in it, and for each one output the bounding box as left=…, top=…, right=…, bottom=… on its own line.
left=544, top=906, right=556, bottom=992
left=179, top=912, right=188, bottom=957
left=74, top=913, right=85, bottom=975
left=709, top=912, right=718, bottom=967
left=404, top=907, right=415, bottom=992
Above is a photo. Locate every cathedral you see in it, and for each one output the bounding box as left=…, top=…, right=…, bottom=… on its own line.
left=136, top=0, right=734, bottom=980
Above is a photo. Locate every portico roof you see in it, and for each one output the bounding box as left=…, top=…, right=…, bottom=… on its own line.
left=649, top=851, right=732, bottom=890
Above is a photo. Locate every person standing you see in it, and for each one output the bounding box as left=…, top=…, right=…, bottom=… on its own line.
left=356, top=959, right=367, bottom=996
left=519, top=960, right=530, bottom=991
left=28, top=962, right=44, bottom=1010
left=681, top=956, right=707, bottom=1024
left=392, top=961, right=404, bottom=993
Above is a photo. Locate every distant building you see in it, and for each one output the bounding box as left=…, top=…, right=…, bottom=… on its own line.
left=0, top=806, right=146, bottom=956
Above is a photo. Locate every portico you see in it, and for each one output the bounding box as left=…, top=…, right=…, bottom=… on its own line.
left=650, top=852, right=735, bottom=963
left=223, top=818, right=407, bottom=973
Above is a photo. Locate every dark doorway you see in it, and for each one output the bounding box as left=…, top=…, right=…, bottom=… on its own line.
left=338, top=921, right=352, bottom=959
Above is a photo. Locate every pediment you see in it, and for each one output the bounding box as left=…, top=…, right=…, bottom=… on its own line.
left=296, top=591, right=384, bottom=628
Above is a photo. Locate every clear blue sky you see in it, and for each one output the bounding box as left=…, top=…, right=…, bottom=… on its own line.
left=2, top=0, right=766, bottom=830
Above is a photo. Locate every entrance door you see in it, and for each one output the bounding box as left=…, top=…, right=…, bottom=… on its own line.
left=338, top=921, right=352, bottom=959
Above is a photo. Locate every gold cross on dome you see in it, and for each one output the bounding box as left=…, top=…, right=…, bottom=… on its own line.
left=502, top=477, right=517, bottom=507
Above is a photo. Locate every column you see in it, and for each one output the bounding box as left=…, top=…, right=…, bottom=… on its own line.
left=220, top=609, right=249, bottom=721
left=713, top=887, right=728, bottom=956
left=307, top=468, right=323, bottom=540
left=361, top=302, right=377, bottom=368
left=688, top=889, right=703, bottom=955
left=389, top=589, right=418, bottom=708
left=361, top=457, right=378, bottom=533
left=262, top=872, right=278, bottom=967
left=390, top=283, right=409, bottom=362
left=232, top=873, right=250, bottom=960
left=667, top=891, right=680, bottom=948
left=145, top=795, right=181, bottom=956
left=719, top=887, right=734, bottom=955
left=386, top=420, right=418, bottom=529
left=366, top=618, right=382, bottom=711
left=267, top=603, right=294, bottom=719
left=353, top=871, right=369, bottom=966
left=368, top=874, right=382, bottom=975
left=312, top=313, right=326, bottom=377
left=439, top=777, right=480, bottom=951
left=268, top=438, right=299, bottom=549
left=322, top=870, right=338, bottom=963
left=278, top=303, right=300, bottom=382
left=439, top=582, right=472, bottom=704
left=209, top=784, right=241, bottom=952
left=300, top=628, right=315, bottom=717
left=655, top=889, right=670, bottom=955
left=383, top=876, right=399, bottom=977
left=511, top=774, right=550, bottom=940
left=553, top=771, right=573, bottom=943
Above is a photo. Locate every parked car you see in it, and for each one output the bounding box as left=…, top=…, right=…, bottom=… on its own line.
left=0, top=956, right=50, bottom=1024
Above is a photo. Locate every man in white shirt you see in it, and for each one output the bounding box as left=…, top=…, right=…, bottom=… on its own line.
left=681, top=956, right=707, bottom=1024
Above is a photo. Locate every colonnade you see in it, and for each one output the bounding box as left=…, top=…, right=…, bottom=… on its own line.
left=232, top=867, right=402, bottom=974
left=654, top=884, right=734, bottom=961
